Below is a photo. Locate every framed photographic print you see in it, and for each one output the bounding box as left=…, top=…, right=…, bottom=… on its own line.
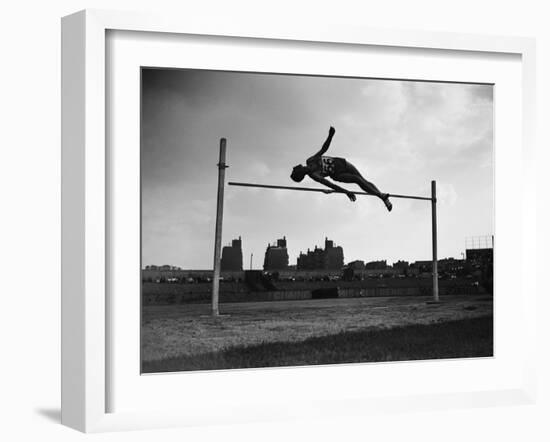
left=61, top=9, right=537, bottom=433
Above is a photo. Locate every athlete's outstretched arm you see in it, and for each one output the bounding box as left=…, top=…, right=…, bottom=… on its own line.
left=310, top=126, right=335, bottom=158
left=309, top=171, right=356, bottom=201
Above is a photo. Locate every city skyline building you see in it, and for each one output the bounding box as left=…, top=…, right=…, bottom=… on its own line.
left=263, top=237, right=290, bottom=271
left=297, top=237, right=344, bottom=270
left=221, top=236, right=243, bottom=271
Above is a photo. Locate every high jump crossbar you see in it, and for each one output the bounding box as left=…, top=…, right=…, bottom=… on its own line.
left=228, top=181, right=433, bottom=201
left=211, top=139, right=439, bottom=316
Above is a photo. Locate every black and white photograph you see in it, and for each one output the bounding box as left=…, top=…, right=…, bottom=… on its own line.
left=140, top=68, right=494, bottom=373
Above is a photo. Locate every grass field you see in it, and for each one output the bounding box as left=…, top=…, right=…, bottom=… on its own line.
left=141, top=295, right=493, bottom=373
left=143, top=316, right=493, bottom=372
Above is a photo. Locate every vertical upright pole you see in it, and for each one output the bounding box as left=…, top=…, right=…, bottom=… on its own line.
left=212, top=138, right=227, bottom=316
left=431, top=180, right=439, bottom=302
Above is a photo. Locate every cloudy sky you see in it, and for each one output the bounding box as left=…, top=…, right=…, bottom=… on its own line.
left=141, top=68, right=493, bottom=269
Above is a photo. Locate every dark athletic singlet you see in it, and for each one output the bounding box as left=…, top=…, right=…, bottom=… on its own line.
left=307, top=156, right=347, bottom=177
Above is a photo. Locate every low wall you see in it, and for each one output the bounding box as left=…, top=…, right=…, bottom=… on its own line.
left=142, top=289, right=312, bottom=305
left=142, top=282, right=487, bottom=306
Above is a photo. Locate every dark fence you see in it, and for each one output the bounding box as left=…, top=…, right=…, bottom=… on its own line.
left=142, top=280, right=489, bottom=306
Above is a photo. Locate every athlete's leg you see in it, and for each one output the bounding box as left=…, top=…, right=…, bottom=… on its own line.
left=334, top=162, right=386, bottom=198
left=333, top=161, right=392, bottom=211
left=334, top=173, right=386, bottom=199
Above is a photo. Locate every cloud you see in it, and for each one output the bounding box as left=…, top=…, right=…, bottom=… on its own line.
left=437, top=182, right=458, bottom=206
left=469, top=84, right=494, bottom=103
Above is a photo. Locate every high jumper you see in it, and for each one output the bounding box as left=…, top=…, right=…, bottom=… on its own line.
left=290, top=126, right=393, bottom=211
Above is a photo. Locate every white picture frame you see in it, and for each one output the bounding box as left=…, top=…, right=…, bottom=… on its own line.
left=61, top=9, right=537, bottom=433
